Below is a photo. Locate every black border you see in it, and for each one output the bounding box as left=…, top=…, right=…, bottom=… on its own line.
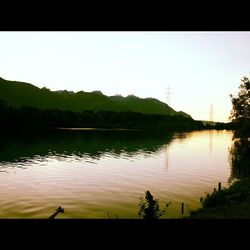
left=1, top=3, right=250, bottom=31
left=1, top=5, right=250, bottom=243
left=1, top=218, right=249, bottom=241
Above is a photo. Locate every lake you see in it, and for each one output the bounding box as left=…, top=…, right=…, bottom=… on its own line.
left=0, top=129, right=234, bottom=218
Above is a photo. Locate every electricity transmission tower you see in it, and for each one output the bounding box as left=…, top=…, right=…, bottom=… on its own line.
left=209, top=104, right=214, bottom=125
left=166, top=84, right=171, bottom=106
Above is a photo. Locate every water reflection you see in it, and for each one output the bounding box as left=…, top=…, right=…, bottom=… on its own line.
left=229, top=137, right=250, bottom=182
left=172, top=132, right=189, bottom=142
left=0, top=129, right=176, bottom=166
left=209, top=130, right=213, bottom=155
left=165, top=145, right=170, bottom=171
left=0, top=129, right=233, bottom=218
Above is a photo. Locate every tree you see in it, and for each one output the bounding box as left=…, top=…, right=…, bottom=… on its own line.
left=230, top=76, right=250, bottom=122
left=230, top=76, right=250, bottom=137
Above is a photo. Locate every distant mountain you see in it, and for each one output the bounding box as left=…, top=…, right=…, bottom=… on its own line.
left=0, top=77, right=191, bottom=118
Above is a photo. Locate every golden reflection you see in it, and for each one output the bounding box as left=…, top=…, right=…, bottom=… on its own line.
left=209, top=130, right=213, bottom=155
left=0, top=130, right=233, bottom=218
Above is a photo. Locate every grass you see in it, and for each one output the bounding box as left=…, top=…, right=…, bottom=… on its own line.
left=188, top=178, right=250, bottom=219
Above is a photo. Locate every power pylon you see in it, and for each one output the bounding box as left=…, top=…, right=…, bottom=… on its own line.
left=166, top=84, right=171, bottom=106
left=209, top=104, right=214, bottom=125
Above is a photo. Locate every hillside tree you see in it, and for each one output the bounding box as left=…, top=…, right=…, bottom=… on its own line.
left=230, top=76, right=250, bottom=122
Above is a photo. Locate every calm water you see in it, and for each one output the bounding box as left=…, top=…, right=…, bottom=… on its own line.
left=0, top=129, right=233, bottom=218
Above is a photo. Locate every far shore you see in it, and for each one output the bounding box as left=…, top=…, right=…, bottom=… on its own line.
left=54, top=127, right=140, bottom=131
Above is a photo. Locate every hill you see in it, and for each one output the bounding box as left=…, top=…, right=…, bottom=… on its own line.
left=0, top=77, right=191, bottom=117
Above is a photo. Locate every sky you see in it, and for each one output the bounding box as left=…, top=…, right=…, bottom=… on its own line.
left=0, top=31, right=250, bottom=122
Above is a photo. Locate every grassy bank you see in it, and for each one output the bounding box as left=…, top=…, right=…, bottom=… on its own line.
left=188, top=178, right=250, bottom=219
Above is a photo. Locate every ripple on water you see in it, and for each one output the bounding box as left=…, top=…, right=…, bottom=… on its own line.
left=0, top=130, right=233, bottom=218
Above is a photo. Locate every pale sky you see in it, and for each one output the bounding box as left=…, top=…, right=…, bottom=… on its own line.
left=0, top=31, right=250, bottom=122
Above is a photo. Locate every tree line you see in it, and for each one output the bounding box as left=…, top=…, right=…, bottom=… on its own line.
left=0, top=99, right=205, bottom=131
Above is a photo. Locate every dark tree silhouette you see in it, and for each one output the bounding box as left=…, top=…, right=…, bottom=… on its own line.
left=230, top=76, right=250, bottom=122
left=230, top=76, right=250, bottom=137
left=138, top=190, right=171, bottom=219
left=0, top=99, right=204, bottom=131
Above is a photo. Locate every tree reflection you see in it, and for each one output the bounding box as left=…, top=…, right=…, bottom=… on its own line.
left=173, top=132, right=189, bottom=142
left=138, top=190, right=171, bottom=219
left=229, top=137, right=250, bottom=182
left=0, top=130, right=175, bottom=164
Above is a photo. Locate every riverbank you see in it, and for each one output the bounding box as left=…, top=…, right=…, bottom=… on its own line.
left=188, top=178, right=250, bottom=219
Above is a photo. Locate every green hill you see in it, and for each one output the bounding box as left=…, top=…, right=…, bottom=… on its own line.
left=0, top=77, right=191, bottom=117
